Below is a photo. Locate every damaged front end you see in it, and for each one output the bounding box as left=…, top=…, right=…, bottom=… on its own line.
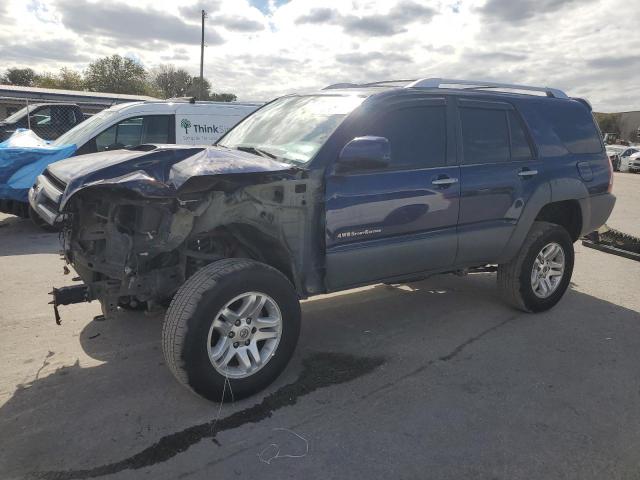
left=54, top=146, right=319, bottom=321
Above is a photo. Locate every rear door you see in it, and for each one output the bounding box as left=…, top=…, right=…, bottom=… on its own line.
left=455, top=98, right=540, bottom=265
left=325, top=98, right=460, bottom=290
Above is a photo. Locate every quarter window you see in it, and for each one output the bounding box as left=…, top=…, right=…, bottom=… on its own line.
left=509, top=111, right=534, bottom=161
left=461, top=107, right=510, bottom=164
left=365, top=106, right=447, bottom=169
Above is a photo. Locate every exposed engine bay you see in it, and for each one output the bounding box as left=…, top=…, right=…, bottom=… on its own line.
left=53, top=146, right=324, bottom=319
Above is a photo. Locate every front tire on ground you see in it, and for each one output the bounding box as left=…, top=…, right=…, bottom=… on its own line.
left=497, top=221, right=574, bottom=313
left=162, top=258, right=301, bottom=402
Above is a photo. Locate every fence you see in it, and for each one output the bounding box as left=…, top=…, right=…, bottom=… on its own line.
left=0, top=96, right=112, bottom=142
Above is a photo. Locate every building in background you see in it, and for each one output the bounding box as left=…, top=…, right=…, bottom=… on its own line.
left=0, top=84, right=157, bottom=120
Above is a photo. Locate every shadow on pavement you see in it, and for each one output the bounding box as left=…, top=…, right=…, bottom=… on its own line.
left=0, top=215, right=59, bottom=256
left=1, top=274, right=639, bottom=479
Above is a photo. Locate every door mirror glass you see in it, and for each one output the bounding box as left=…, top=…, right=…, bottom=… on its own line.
left=335, top=136, right=390, bottom=174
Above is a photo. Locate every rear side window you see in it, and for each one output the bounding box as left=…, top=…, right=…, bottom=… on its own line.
left=539, top=102, right=602, bottom=154
left=142, top=116, right=171, bottom=144
left=366, top=106, right=446, bottom=169
left=509, top=111, right=534, bottom=161
left=460, top=108, right=509, bottom=164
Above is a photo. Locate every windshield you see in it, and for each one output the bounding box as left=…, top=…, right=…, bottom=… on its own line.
left=218, top=95, right=365, bottom=164
left=53, top=109, right=116, bottom=146
left=3, top=105, right=33, bottom=124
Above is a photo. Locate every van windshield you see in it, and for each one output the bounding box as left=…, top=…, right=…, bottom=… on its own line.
left=3, top=106, right=33, bottom=124
left=217, top=95, right=365, bottom=164
left=53, top=110, right=117, bottom=146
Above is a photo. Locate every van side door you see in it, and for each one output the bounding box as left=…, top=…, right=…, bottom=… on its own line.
left=455, top=98, right=540, bottom=265
left=324, top=98, right=460, bottom=290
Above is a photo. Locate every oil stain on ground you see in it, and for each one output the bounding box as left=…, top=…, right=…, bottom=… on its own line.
left=34, top=351, right=385, bottom=480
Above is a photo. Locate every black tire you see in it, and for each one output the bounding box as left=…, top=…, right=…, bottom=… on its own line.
left=28, top=206, right=59, bottom=232
left=497, top=221, right=574, bottom=313
left=162, top=258, right=301, bottom=402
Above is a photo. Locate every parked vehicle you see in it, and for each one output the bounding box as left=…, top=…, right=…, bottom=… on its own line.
left=0, top=103, right=86, bottom=142
left=606, top=145, right=639, bottom=172
left=51, top=78, right=615, bottom=402
left=628, top=151, right=640, bottom=172
left=1, top=99, right=260, bottom=221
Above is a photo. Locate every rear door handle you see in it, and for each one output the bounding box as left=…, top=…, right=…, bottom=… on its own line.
left=518, top=168, right=538, bottom=178
left=432, top=177, right=459, bottom=186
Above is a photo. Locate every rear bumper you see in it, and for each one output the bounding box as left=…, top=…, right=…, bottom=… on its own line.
left=579, top=193, right=616, bottom=235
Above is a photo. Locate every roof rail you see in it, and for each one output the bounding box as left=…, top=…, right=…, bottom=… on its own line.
left=405, top=78, right=568, bottom=99
left=323, top=79, right=416, bottom=90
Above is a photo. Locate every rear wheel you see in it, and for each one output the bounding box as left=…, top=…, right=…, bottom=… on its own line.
left=162, top=259, right=301, bottom=402
left=498, top=221, right=574, bottom=312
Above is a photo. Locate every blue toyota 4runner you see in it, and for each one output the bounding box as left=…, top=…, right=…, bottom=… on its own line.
left=52, top=78, right=615, bottom=402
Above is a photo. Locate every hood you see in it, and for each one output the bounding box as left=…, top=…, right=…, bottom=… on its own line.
left=58, top=145, right=294, bottom=210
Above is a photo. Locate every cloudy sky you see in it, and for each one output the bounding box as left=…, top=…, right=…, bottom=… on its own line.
left=1, top=0, right=638, bottom=111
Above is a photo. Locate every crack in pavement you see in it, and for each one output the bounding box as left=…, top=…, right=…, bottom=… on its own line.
left=31, top=352, right=385, bottom=480
left=359, top=315, right=518, bottom=401
left=31, top=315, right=517, bottom=480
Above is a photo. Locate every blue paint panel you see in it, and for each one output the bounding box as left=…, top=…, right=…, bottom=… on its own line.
left=325, top=166, right=460, bottom=289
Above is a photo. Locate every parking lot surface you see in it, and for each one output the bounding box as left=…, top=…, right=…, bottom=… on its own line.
left=1, top=173, right=639, bottom=480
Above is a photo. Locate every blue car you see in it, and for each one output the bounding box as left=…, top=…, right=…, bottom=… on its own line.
left=52, top=78, right=615, bottom=402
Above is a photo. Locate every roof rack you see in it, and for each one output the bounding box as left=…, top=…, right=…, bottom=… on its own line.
left=323, top=79, right=416, bottom=90
left=405, top=78, right=568, bottom=99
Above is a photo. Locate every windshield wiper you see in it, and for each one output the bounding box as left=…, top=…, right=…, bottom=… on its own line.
left=235, top=145, right=277, bottom=159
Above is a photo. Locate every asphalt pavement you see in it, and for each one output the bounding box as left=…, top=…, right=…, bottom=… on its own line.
left=1, top=172, right=639, bottom=480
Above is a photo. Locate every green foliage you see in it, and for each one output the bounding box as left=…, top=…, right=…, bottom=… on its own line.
left=151, top=65, right=192, bottom=98
left=32, top=68, right=86, bottom=90
left=1, top=57, right=237, bottom=102
left=84, top=55, right=148, bottom=95
left=210, top=92, right=237, bottom=102
left=2, top=67, right=37, bottom=86
left=594, top=112, right=621, bottom=134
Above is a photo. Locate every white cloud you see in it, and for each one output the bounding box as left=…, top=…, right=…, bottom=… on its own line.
left=0, top=0, right=638, bottom=111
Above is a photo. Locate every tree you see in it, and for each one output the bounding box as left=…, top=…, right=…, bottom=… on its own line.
left=84, top=55, right=148, bottom=95
left=34, top=72, right=59, bottom=89
left=184, top=77, right=236, bottom=102
left=151, top=65, right=192, bottom=99
left=594, top=112, right=621, bottom=134
left=2, top=67, right=37, bottom=86
left=185, top=76, right=212, bottom=100
left=210, top=92, right=237, bottom=102
left=34, top=68, right=86, bottom=91
left=57, top=68, right=85, bottom=90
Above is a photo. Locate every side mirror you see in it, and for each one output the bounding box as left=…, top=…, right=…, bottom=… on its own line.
left=335, top=136, right=390, bottom=174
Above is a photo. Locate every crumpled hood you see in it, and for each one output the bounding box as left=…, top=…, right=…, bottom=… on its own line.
left=56, top=145, right=294, bottom=210
left=0, top=129, right=76, bottom=202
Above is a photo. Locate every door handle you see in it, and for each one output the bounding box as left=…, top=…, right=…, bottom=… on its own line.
left=518, top=168, right=538, bottom=178
left=432, top=177, right=459, bottom=186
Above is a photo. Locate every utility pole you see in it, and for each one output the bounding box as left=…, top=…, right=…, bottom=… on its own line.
left=199, top=9, right=206, bottom=100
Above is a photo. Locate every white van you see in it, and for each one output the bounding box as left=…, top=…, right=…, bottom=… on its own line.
left=65, top=99, right=262, bottom=155
left=23, top=99, right=260, bottom=227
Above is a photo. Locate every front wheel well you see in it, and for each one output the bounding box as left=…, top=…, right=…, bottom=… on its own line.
left=185, top=225, right=298, bottom=290
left=534, top=200, right=582, bottom=241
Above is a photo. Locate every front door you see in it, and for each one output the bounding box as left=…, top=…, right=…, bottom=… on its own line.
left=325, top=99, right=460, bottom=290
